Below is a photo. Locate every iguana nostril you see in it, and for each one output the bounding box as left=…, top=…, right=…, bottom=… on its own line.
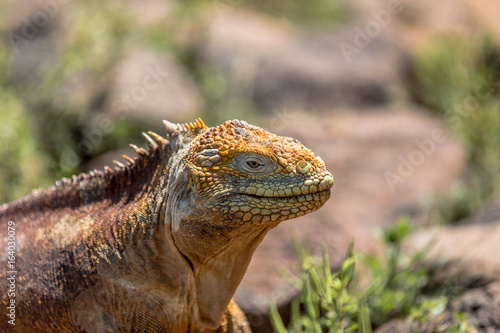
left=297, top=161, right=311, bottom=174
left=320, top=174, right=334, bottom=190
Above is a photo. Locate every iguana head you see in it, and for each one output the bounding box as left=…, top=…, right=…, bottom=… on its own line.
left=185, top=119, right=333, bottom=224
left=163, top=118, right=333, bottom=329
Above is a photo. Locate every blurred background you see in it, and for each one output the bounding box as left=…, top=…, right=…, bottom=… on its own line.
left=1, top=0, right=500, bottom=331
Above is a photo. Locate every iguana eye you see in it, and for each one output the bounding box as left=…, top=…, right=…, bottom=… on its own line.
left=233, top=154, right=274, bottom=174
left=246, top=160, right=262, bottom=169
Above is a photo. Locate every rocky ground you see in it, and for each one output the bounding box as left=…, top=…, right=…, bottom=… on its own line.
left=2, top=0, right=500, bottom=331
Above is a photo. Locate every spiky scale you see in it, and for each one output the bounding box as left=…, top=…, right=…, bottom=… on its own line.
left=195, top=118, right=203, bottom=128
left=163, top=119, right=178, bottom=134
left=122, top=155, right=135, bottom=164
left=142, top=132, right=159, bottom=150
left=130, top=144, right=149, bottom=156
left=147, top=131, right=167, bottom=145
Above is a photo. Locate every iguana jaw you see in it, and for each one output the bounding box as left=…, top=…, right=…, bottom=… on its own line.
left=213, top=189, right=331, bottom=224
left=169, top=203, right=273, bottom=329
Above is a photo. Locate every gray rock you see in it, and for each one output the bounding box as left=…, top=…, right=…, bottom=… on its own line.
left=1, top=1, right=117, bottom=113
left=463, top=197, right=500, bottom=225
left=392, top=0, right=476, bottom=51
left=197, top=10, right=409, bottom=112
left=389, top=200, right=500, bottom=333
left=409, top=213, right=500, bottom=288
left=448, top=282, right=500, bottom=332
left=2, top=0, right=65, bottom=82
left=376, top=282, right=500, bottom=333
left=121, top=0, right=177, bottom=29
left=105, top=48, right=204, bottom=125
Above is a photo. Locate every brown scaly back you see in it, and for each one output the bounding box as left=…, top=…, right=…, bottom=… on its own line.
left=44, top=118, right=208, bottom=193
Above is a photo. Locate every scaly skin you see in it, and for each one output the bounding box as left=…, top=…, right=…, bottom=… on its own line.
left=0, top=119, right=333, bottom=332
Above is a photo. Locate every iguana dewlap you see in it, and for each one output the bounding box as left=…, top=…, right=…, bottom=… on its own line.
left=0, top=119, right=333, bottom=332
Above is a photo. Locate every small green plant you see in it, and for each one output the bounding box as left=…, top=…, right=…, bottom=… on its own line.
left=362, top=217, right=431, bottom=327
left=447, top=313, right=478, bottom=333
left=0, top=89, right=53, bottom=202
left=243, top=0, right=348, bottom=27
left=270, top=240, right=370, bottom=333
left=270, top=217, right=463, bottom=332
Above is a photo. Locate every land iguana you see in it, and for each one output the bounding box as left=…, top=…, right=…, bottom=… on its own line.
left=0, top=118, right=334, bottom=332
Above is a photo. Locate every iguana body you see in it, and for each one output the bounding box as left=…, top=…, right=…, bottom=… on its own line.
left=0, top=119, right=333, bottom=332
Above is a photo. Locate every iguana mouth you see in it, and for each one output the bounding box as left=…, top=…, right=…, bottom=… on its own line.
left=242, top=188, right=331, bottom=200
left=220, top=190, right=331, bottom=223
left=237, top=174, right=334, bottom=199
